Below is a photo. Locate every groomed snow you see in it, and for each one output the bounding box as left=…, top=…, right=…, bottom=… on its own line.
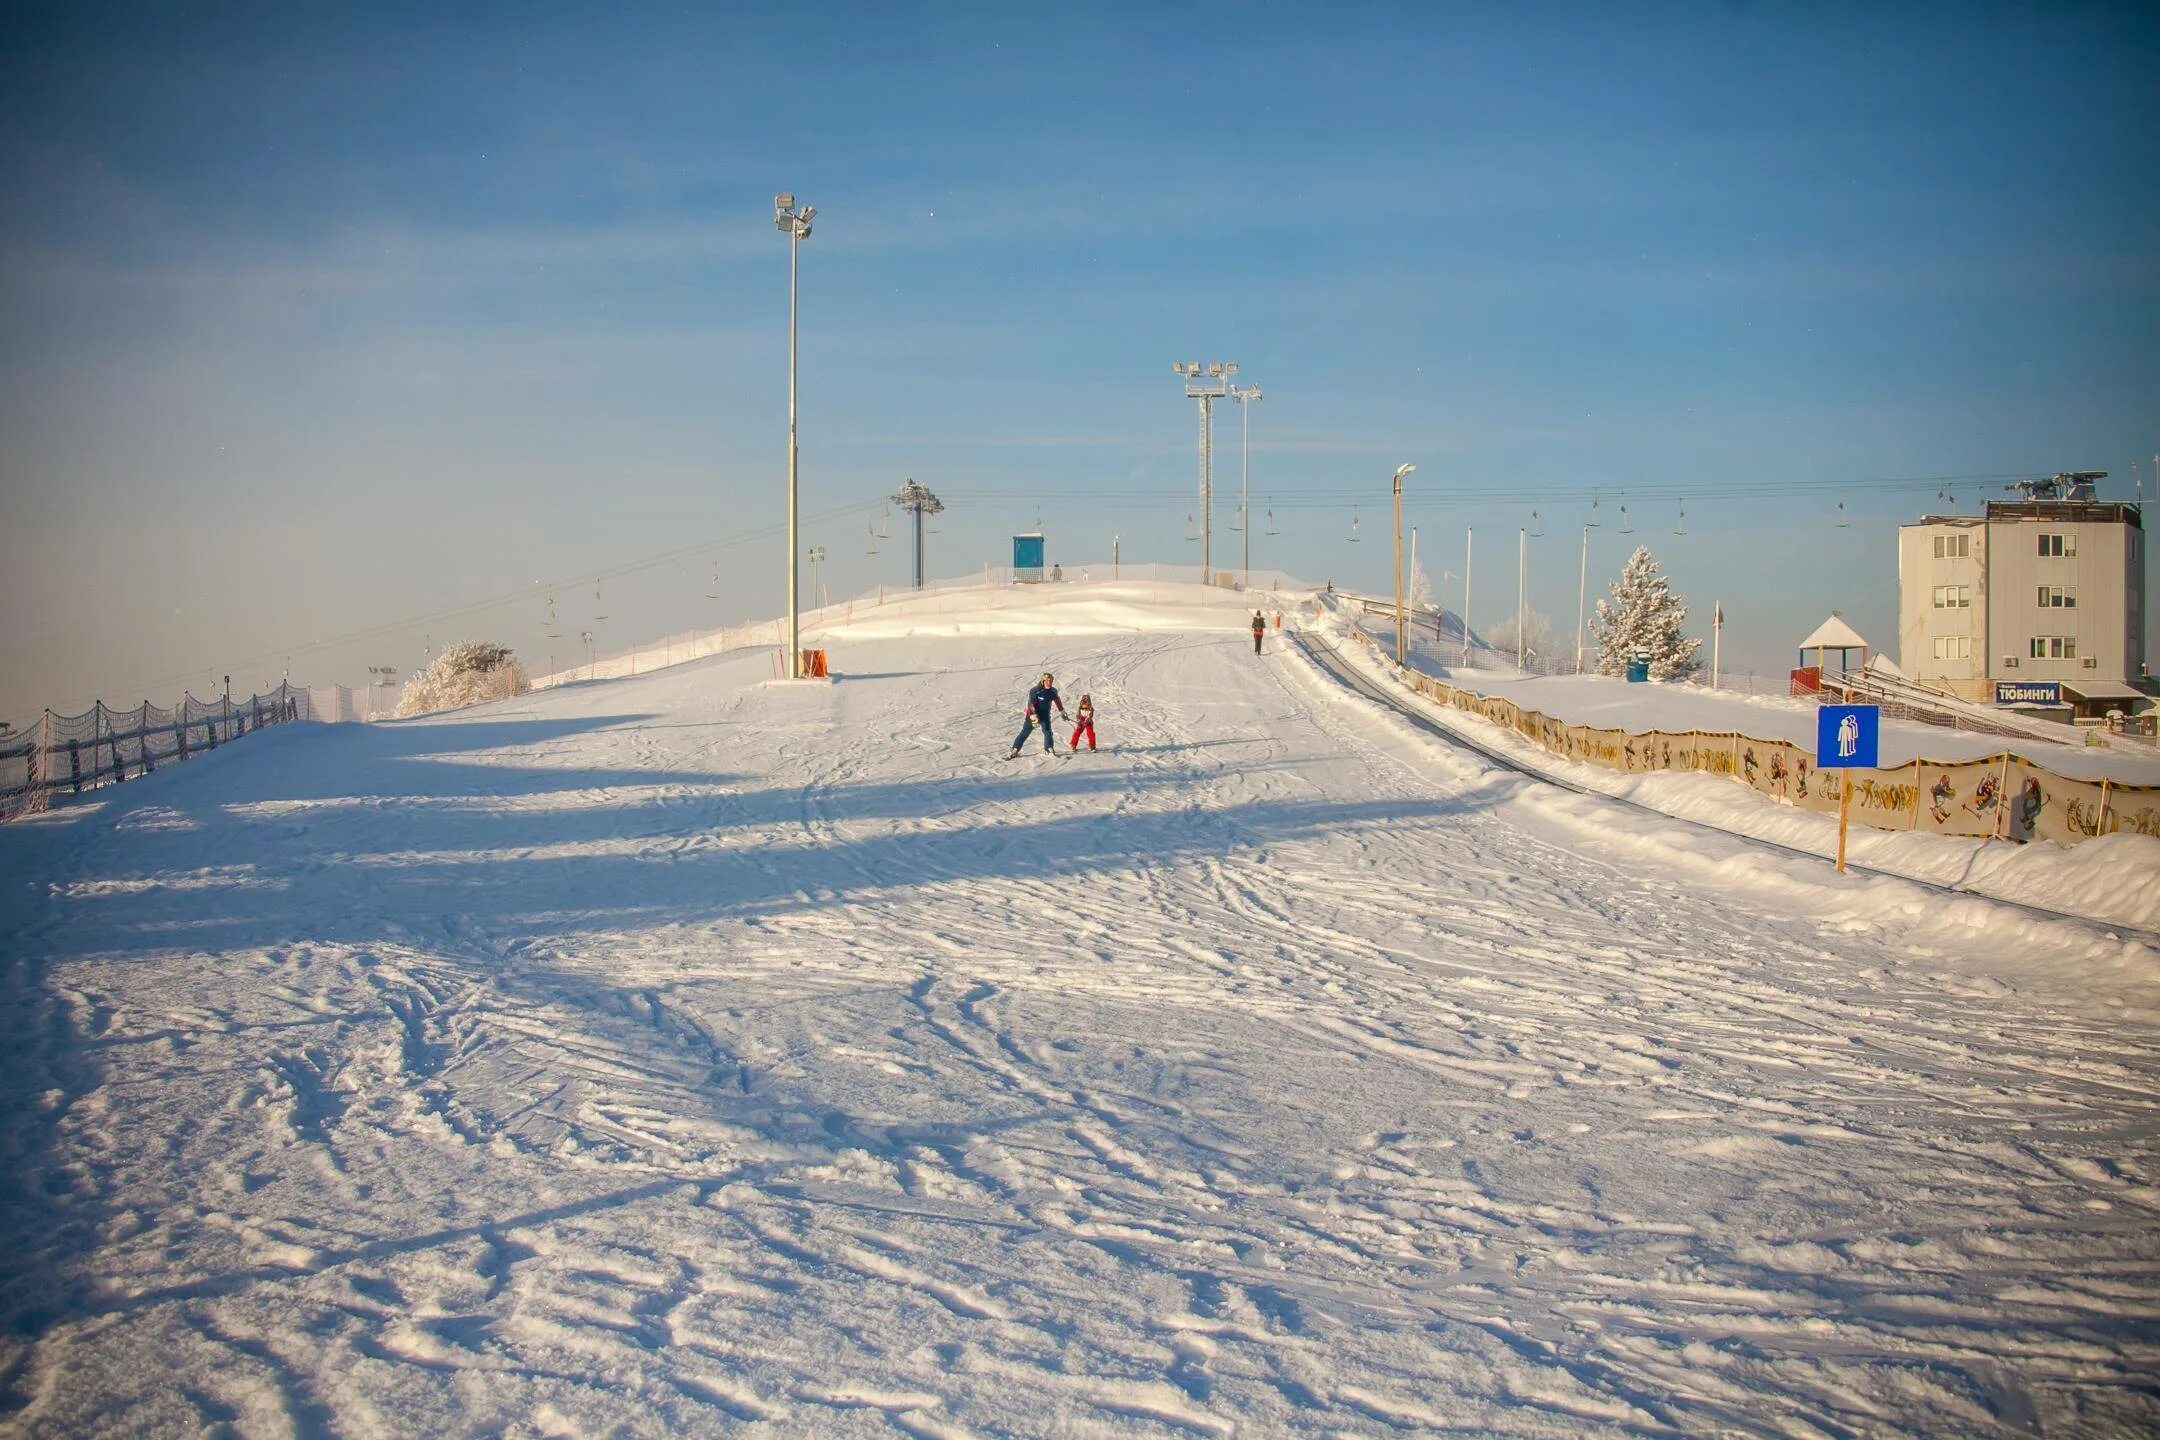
left=3, top=582, right=2157, bottom=1437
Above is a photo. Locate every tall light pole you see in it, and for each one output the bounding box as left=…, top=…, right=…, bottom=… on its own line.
left=1231, top=381, right=1262, bottom=589
left=1575, top=520, right=1600, bottom=674
left=891, top=478, right=943, bottom=590
left=1172, top=362, right=1236, bottom=579
left=1463, top=529, right=1473, bottom=664
left=1392, top=463, right=1416, bottom=665
left=776, top=191, right=815, bottom=677
left=1517, top=527, right=1528, bottom=669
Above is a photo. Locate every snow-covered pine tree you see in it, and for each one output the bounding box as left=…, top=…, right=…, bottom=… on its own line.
left=1591, top=546, right=1702, bottom=680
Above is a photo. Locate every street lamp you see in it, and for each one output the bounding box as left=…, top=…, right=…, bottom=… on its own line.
left=1392, top=463, right=1416, bottom=665
left=1172, top=361, right=1236, bottom=578
left=776, top=191, right=816, bottom=677
left=1231, top=382, right=1262, bottom=589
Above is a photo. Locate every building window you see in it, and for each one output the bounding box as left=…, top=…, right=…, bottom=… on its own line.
left=2036, top=585, right=2077, bottom=608
left=1931, top=636, right=1971, bottom=660
left=2038, top=533, right=2075, bottom=558
left=1933, top=533, right=1971, bottom=559
left=2029, top=637, right=2077, bottom=660
left=1931, top=584, right=1970, bottom=609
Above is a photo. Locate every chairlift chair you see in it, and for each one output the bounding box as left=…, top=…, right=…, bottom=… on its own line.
left=1529, top=506, right=1544, bottom=538
left=1835, top=499, right=1849, bottom=529
left=1266, top=502, right=1278, bottom=537
left=1619, top=502, right=1634, bottom=535
left=1674, top=502, right=1687, bottom=536
left=1185, top=511, right=1198, bottom=542
left=1348, top=506, right=1361, bottom=543
left=705, top=565, right=720, bottom=600
left=879, top=505, right=892, bottom=538
left=866, top=517, right=880, bottom=555
left=593, top=583, right=608, bottom=622
left=544, top=594, right=561, bottom=638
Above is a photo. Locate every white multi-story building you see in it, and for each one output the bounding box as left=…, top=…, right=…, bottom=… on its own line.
left=1897, top=485, right=2148, bottom=719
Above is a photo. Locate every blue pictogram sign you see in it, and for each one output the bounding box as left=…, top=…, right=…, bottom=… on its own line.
left=1816, top=704, right=1880, bottom=769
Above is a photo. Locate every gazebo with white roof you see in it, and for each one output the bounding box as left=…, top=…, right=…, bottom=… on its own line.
left=1797, top=613, right=1869, bottom=674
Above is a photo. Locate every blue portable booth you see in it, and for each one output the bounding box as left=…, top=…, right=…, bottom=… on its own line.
left=1012, top=533, right=1045, bottom=583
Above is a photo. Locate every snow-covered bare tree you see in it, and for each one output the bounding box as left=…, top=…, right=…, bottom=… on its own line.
left=1408, top=557, right=1435, bottom=614
left=1592, top=547, right=1702, bottom=680
left=396, top=641, right=530, bottom=717
left=1486, top=610, right=1555, bottom=670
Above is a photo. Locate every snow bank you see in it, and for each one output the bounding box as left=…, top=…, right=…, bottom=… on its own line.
left=1307, top=621, right=2160, bottom=935
left=818, top=579, right=1298, bottom=641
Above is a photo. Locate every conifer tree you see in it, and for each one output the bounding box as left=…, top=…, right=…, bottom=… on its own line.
left=1592, top=546, right=1702, bottom=680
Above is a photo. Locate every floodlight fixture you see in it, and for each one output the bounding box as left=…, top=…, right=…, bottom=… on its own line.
left=1169, top=359, right=1239, bottom=573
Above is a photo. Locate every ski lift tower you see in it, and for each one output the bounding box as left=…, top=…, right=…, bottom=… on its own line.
left=1172, top=361, right=1236, bottom=579
left=890, top=478, right=945, bottom=590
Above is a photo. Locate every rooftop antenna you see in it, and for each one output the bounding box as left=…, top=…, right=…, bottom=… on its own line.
left=1348, top=505, right=1362, bottom=543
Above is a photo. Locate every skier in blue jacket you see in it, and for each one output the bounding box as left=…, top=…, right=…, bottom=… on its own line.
left=1007, top=672, right=1066, bottom=758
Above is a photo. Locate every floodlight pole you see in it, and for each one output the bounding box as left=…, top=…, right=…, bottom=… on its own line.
left=1517, top=527, right=1527, bottom=669
left=776, top=192, right=815, bottom=676
left=1232, top=382, right=1262, bottom=589
left=890, top=478, right=944, bottom=590
left=1173, top=362, right=1236, bottom=579
left=1392, top=464, right=1415, bottom=666
left=1575, top=521, right=1600, bottom=675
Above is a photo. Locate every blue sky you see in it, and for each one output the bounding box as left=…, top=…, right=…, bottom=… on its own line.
left=2, top=2, right=2155, bottom=719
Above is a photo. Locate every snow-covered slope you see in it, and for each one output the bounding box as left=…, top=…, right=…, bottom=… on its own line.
left=3, top=588, right=2157, bottom=1436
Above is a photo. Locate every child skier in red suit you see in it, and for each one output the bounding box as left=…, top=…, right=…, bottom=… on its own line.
left=1070, top=694, right=1097, bottom=752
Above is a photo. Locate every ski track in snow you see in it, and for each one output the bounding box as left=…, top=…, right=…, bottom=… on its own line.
left=2, top=619, right=2158, bottom=1437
